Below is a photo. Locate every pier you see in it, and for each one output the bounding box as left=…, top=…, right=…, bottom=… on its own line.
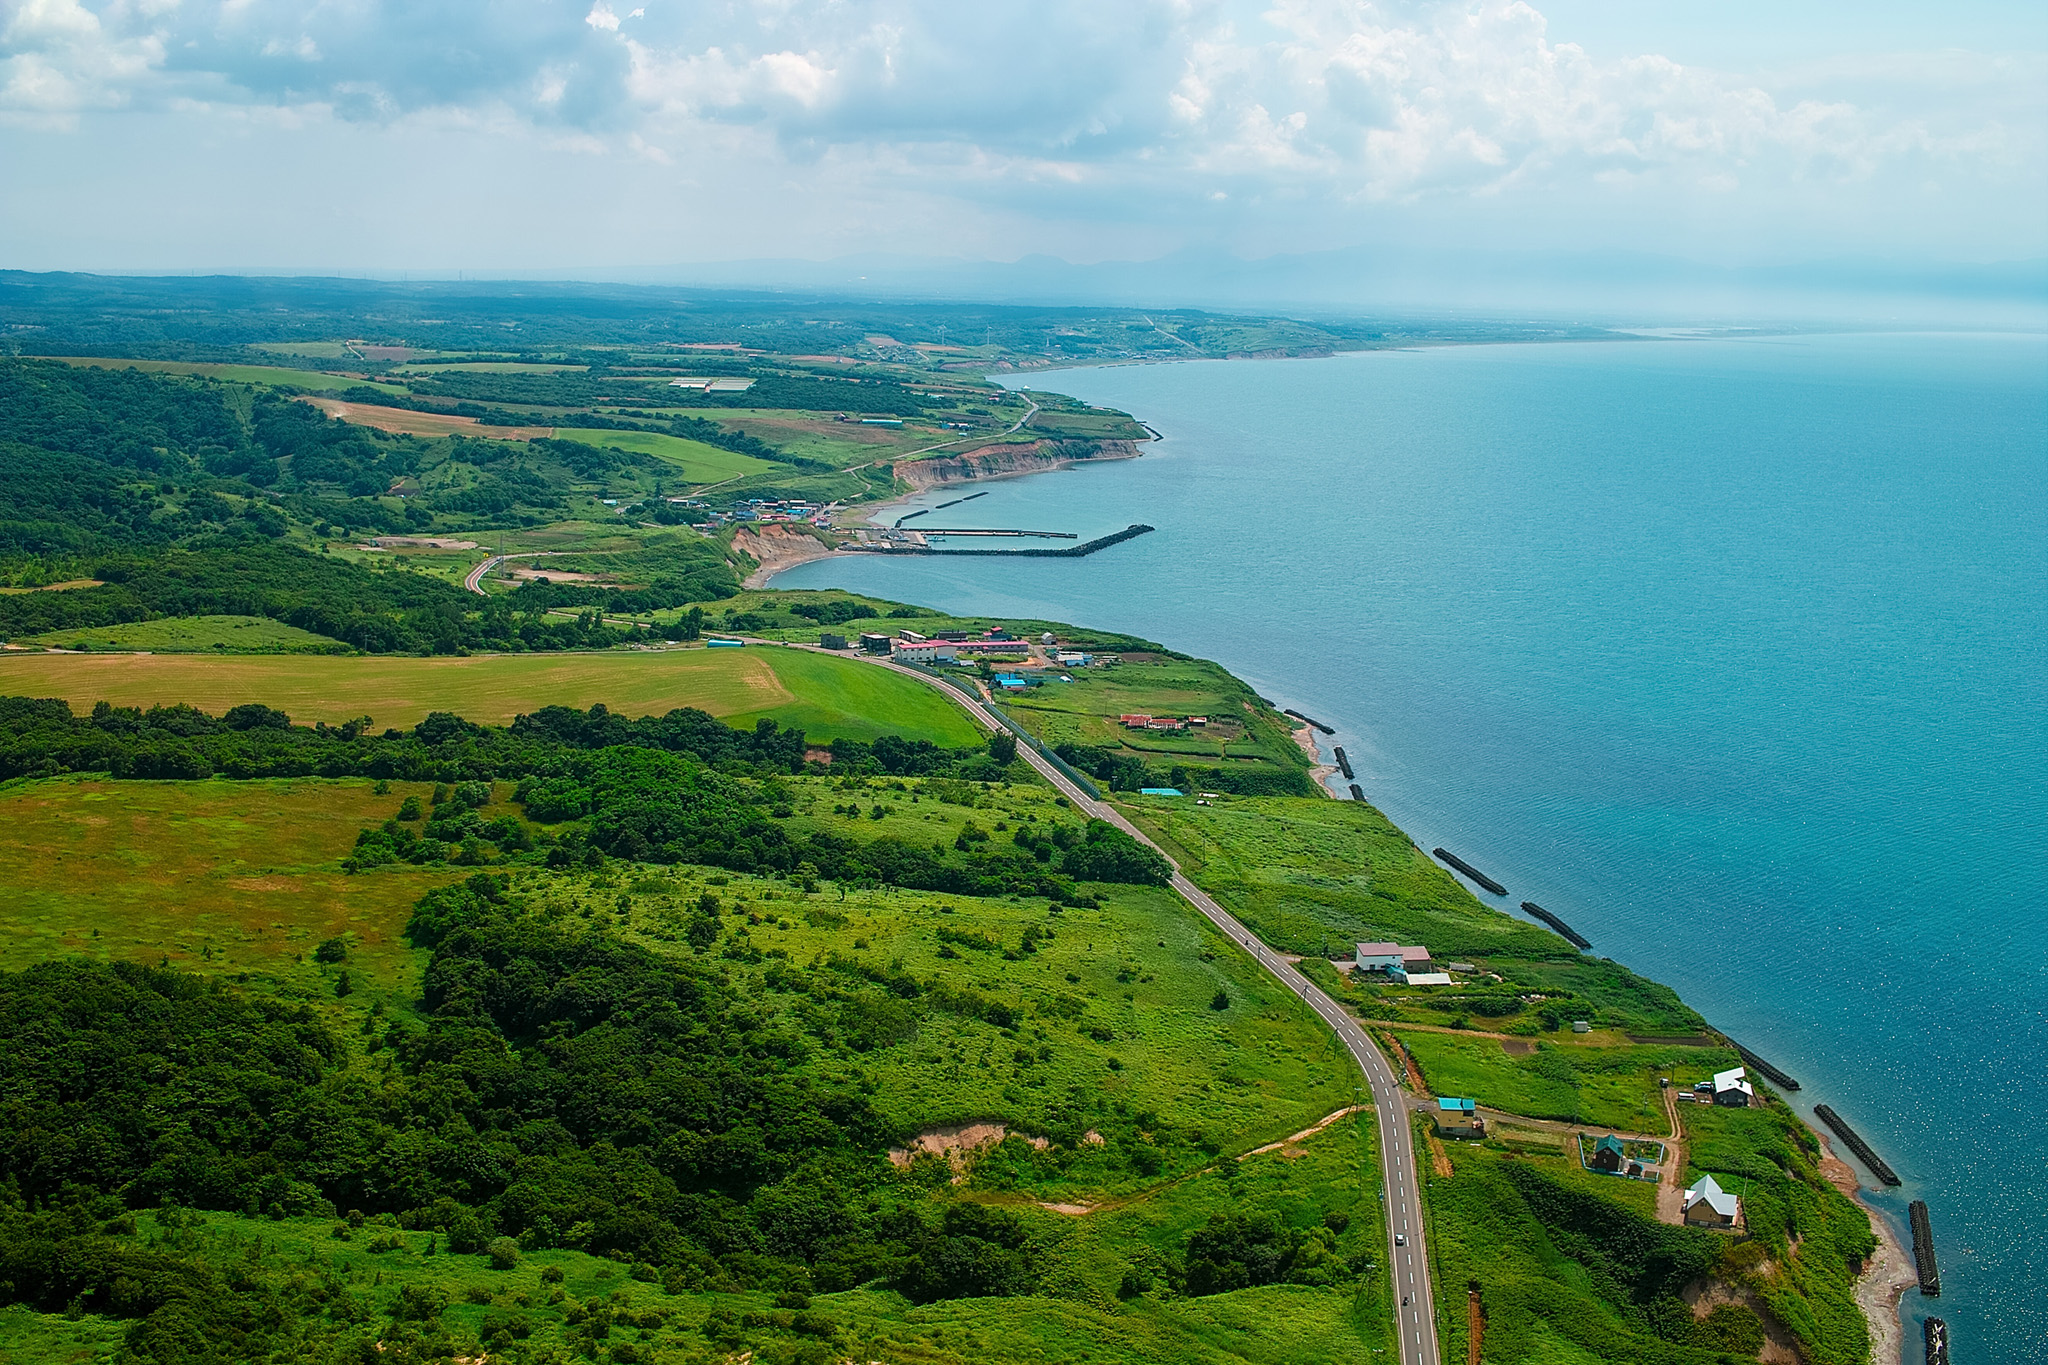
left=917, top=527, right=1079, bottom=538
left=1812, top=1104, right=1901, bottom=1186
left=897, top=524, right=1155, bottom=559
left=1434, top=848, right=1507, bottom=896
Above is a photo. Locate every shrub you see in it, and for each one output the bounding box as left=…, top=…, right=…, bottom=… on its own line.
left=488, top=1236, right=521, bottom=1270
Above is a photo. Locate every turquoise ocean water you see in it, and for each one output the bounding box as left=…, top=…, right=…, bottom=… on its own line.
left=774, top=333, right=2047, bottom=1360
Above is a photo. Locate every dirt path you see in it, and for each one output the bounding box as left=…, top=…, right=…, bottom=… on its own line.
left=1247, top=1104, right=1369, bottom=1156
left=1656, top=1084, right=1688, bottom=1224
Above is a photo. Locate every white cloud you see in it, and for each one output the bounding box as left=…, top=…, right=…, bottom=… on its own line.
left=0, top=0, right=2039, bottom=264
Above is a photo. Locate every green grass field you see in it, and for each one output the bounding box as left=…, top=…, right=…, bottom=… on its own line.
left=0, top=776, right=457, bottom=1002
left=1129, top=796, right=1566, bottom=961
left=552, top=428, right=778, bottom=483
left=0, top=644, right=983, bottom=746
left=1396, top=1031, right=1720, bottom=1132
left=996, top=655, right=1299, bottom=768
left=46, top=357, right=405, bottom=393
left=22, top=614, right=351, bottom=654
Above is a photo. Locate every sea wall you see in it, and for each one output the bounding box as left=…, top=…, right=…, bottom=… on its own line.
left=894, top=439, right=1143, bottom=490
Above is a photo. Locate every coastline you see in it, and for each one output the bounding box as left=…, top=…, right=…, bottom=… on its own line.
left=742, top=363, right=1949, bottom=1364
left=1819, top=1135, right=1918, bottom=1365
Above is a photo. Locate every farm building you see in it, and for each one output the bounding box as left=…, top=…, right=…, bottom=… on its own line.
left=1434, top=1097, right=1483, bottom=1138
left=1712, top=1066, right=1755, bottom=1108
left=1683, top=1174, right=1741, bottom=1227
left=1355, top=942, right=1434, bottom=981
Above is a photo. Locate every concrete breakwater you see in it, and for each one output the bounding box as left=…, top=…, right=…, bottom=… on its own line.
left=1909, top=1200, right=1941, bottom=1296
left=1922, top=1317, right=1948, bottom=1365
left=1813, top=1104, right=1902, bottom=1186
left=1283, top=708, right=1336, bottom=735
left=899, top=524, right=1154, bottom=559
left=1519, top=901, right=1591, bottom=950
left=1349, top=783, right=1366, bottom=802
left=1334, top=746, right=1355, bottom=779
left=1729, top=1042, right=1801, bottom=1091
left=1434, top=848, right=1508, bottom=896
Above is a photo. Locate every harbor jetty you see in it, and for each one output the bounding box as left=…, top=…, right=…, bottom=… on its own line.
left=900, top=524, right=1154, bottom=558
left=1909, top=1200, right=1941, bottom=1296
left=1729, top=1042, right=1801, bottom=1091
left=1519, top=901, right=1591, bottom=950
left=1813, top=1104, right=1901, bottom=1186
left=1434, top=848, right=1507, bottom=896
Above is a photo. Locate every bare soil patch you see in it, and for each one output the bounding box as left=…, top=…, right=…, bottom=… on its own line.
left=1499, top=1038, right=1537, bottom=1056
left=886, top=1122, right=1047, bottom=1171
left=1247, top=1104, right=1367, bottom=1157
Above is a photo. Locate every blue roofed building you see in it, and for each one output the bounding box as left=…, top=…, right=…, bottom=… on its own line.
left=1434, top=1096, right=1483, bottom=1137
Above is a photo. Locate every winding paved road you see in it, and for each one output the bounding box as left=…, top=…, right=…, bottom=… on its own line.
left=796, top=644, right=1443, bottom=1364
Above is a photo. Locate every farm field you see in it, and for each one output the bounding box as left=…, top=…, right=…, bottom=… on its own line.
left=1395, top=1030, right=1716, bottom=1132
left=20, top=613, right=350, bottom=654
left=995, top=654, right=1300, bottom=768
left=45, top=356, right=405, bottom=393
left=0, top=644, right=983, bottom=745
left=302, top=395, right=553, bottom=438
left=551, top=427, right=778, bottom=482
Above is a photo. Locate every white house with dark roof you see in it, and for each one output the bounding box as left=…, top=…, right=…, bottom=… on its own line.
left=1355, top=942, right=1434, bottom=981
left=1683, top=1174, right=1740, bottom=1227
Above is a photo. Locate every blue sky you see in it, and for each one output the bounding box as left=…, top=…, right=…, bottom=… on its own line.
left=1, top=1, right=2042, bottom=302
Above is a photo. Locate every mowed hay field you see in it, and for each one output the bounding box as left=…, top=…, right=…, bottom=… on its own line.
left=0, top=645, right=985, bottom=746
left=301, top=395, right=554, bottom=439
left=551, top=427, right=777, bottom=482
left=0, top=776, right=458, bottom=987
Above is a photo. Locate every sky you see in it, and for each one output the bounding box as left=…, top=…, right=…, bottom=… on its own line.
left=1, top=0, right=2043, bottom=310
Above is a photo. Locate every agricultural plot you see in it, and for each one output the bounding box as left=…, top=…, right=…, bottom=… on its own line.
left=0, top=644, right=982, bottom=746
left=1395, top=1031, right=1700, bottom=1133
left=19, top=614, right=349, bottom=654
left=302, top=396, right=553, bottom=439
left=1129, top=795, right=1564, bottom=961
left=551, top=427, right=777, bottom=482
left=995, top=655, right=1299, bottom=765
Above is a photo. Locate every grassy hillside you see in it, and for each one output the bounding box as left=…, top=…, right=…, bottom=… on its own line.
left=20, top=613, right=351, bottom=654
left=0, top=757, right=1398, bottom=1364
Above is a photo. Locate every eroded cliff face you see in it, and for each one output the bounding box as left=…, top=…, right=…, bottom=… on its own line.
left=731, top=523, right=836, bottom=587
left=894, top=439, right=1142, bottom=490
